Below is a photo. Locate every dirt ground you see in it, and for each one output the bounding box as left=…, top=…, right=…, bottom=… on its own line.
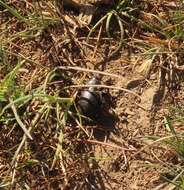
left=1, top=1, right=184, bottom=190
left=84, top=54, right=174, bottom=190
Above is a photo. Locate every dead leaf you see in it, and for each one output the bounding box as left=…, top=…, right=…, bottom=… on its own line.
left=138, top=58, right=154, bottom=77
left=126, top=77, right=144, bottom=89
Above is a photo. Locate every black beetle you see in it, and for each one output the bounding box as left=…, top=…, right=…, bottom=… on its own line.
left=77, top=76, right=102, bottom=117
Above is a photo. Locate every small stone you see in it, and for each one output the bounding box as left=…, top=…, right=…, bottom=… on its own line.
left=141, top=87, right=157, bottom=111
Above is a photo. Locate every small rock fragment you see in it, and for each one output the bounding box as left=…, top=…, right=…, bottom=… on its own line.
left=141, top=87, right=157, bottom=111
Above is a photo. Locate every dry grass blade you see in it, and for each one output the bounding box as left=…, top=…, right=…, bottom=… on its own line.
left=84, top=139, right=136, bottom=151
left=51, top=126, right=68, bottom=187
left=57, top=66, right=122, bottom=78
left=4, top=49, right=49, bottom=69
left=51, top=108, right=66, bottom=170
left=51, top=129, right=64, bottom=169
left=133, top=134, right=184, bottom=158
left=66, top=84, right=141, bottom=98
left=69, top=111, right=90, bottom=137
left=51, top=105, right=69, bottom=187
left=11, top=105, right=46, bottom=166
left=162, top=171, right=184, bottom=190
left=9, top=98, right=33, bottom=140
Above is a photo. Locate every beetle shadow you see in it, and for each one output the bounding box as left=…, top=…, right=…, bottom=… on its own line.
left=92, top=110, right=118, bottom=141
left=84, top=152, right=119, bottom=190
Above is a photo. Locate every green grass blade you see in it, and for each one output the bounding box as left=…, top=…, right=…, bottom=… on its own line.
left=106, top=12, right=114, bottom=38
left=0, top=93, right=73, bottom=116
left=0, top=60, right=24, bottom=102
left=0, top=0, right=26, bottom=22
left=87, top=14, right=108, bottom=43
left=108, top=13, right=124, bottom=57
